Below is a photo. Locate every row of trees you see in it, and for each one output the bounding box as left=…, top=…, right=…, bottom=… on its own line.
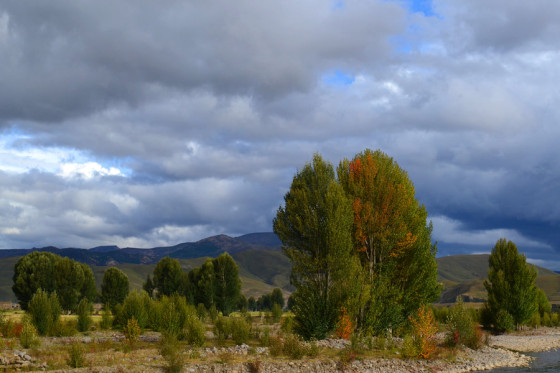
left=13, top=252, right=97, bottom=311
left=143, top=253, right=242, bottom=315
left=274, top=150, right=440, bottom=340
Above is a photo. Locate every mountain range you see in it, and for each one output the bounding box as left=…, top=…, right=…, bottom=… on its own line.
left=0, top=233, right=558, bottom=306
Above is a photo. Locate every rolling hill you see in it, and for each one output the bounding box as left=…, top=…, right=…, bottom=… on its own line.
left=1, top=234, right=559, bottom=306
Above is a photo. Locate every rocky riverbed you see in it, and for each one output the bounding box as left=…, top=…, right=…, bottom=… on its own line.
left=3, top=328, right=560, bottom=372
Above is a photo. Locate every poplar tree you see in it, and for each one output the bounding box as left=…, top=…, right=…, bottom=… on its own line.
left=274, top=154, right=363, bottom=340
left=153, top=257, right=183, bottom=297
left=484, top=238, right=538, bottom=328
left=337, top=149, right=439, bottom=333
left=102, top=267, right=130, bottom=311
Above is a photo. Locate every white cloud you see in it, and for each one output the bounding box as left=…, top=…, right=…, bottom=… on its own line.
left=58, top=162, right=123, bottom=179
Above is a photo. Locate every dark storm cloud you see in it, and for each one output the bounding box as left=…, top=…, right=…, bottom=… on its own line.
left=1, top=0, right=559, bottom=268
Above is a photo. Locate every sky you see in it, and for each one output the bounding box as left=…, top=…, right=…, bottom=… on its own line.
left=1, top=1, right=559, bottom=268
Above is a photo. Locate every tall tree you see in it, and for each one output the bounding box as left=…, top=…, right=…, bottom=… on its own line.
left=338, top=149, right=440, bottom=333
left=213, top=252, right=241, bottom=316
left=12, top=252, right=58, bottom=310
left=484, top=238, right=538, bottom=328
left=153, top=257, right=183, bottom=298
left=274, top=154, right=362, bottom=340
left=102, top=267, right=130, bottom=311
left=54, top=257, right=86, bottom=312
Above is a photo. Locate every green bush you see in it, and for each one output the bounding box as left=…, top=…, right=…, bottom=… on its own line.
left=529, top=312, right=541, bottom=328
left=197, top=303, right=207, bottom=321
left=268, top=335, right=283, bottom=357
left=446, top=299, right=481, bottom=349
left=542, top=312, right=551, bottom=327
left=19, top=316, right=40, bottom=348
left=208, top=304, right=218, bottom=323
left=159, top=336, right=184, bottom=373
left=231, top=318, right=250, bottom=345
left=184, top=314, right=205, bottom=347
left=260, top=326, right=270, bottom=347
left=551, top=313, right=559, bottom=327
left=158, top=295, right=189, bottom=339
left=272, top=304, right=283, bottom=321
left=100, top=304, right=113, bottom=330
left=67, top=342, right=86, bottom=368
left=115, top=290, right=151, bottom=330
left=494, top=309, right=514, bottom=333
left=214, top=316, right=231, bottom=342
left=27, top=289, right=61, bottom=336
left=401, top=334, right=418, bottom=358
left=283, top=334, right=305, bottom=359
left=77, top=298, right=93, bottom=332
left=123, top=317, right=141, bottom=346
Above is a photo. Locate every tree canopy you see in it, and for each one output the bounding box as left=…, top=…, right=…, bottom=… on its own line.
left=101, top=267, right=130, bottom=311
left=484, top=238, right=539, bottom=328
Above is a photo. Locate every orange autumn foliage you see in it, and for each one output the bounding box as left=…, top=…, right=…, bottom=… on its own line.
left=336, top=307, right=353, bottom=340
left=409, top=305, right=438, bottom=359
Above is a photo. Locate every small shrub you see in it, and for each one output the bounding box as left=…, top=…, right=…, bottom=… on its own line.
left=184, top=315, right=205, bottom=347
left=123, top=317, right=141, bottom=348
left=269, top=335, right=283, bottom=357
left=53, top=319, right=78, bottom=337
left=282, top=334, right=305, bottom=359
left=446, top=299, right=481, bottom=349
left=494, top=309, right=514, bottom=333
left=217, top=350, right=234, bottom=364
left=159, top=295, right=189, bottom=339
left=67, top=342, right=86, bottom=368
left=247, top=359, right=261, bottom=373
left=280, top=315, right=294, bottom=334
left=551, top=313, right=559, bottom=327
left=159, top=336, right=184, bottom=373
left=401, top=334, right=418, bottom=358
left=410, top=305, right=438, bottom=358
left=542, top=312, right=551, bottom=327
left=115, top=290, right=151, bottom=330
left=77, top=298, right=93, bottom=332
left=19, top=316, right=40, bottom=348
left=231, top=318, right=250, bottom=345
left=529, top=312, right=541, bottom=329
left=196, top=303, right=207, bottom=321
left=336, top=307, right=353, bottom=340
left=208, top=304, right=218, bottom=323
left=100, top=304, right=113, bottom=330
left=214, top=316, right=231, bottom=343
left=28, top=289, right=61, bottom=336
left=272, top=304, right=283, bottom=321
left=260, top=326, right=270, bottom=347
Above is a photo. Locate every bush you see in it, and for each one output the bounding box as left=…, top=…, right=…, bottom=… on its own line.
left=272, top=304, right=283, bottom=321
left=208, top=304, right=218, bottom=323
left=197, top=303, right=207, bottom=321
left=269, top=335, right=283, bottom=357
left=401, top=334, right=418, bottom=358
left=27, top=289, right=61, bottom=336
left=214, top=316, right=231, bottom=342
left=551, top=313, right=559, bottom=327
left=115, top=290, right=151, bottom=330
left=184, top=314, right=205, bottom=347
left=67, top=342, right=86, bottom=368
left=260, top=326, right=270, bottom=347
left=19, top=316, right=40, bottom=348
left=77, top=298, right=93, bottom=332
left=283, top=334, right=305, bottom=359
left=231, top=318, right=250, bottom=345
left=158, top=295, right=189, bottom=339
left=123, top=317, right=141, bottom=347
left=100, top=304, right=113, bottom=330
left=446, top=299, right=481, bottom=349
left=494, top=309, right=515, bottom=333
left=53, top=319, right=78, bottom=337
left=280, top=315, right=294, bottom=334
left=410, top=305, right=438, bottom=358
left=529, top=312, right=541, bottom=329
left=336, top=307, right=353, bottom=340
left=159, top=336, right=184, bottom=373
left=542, top=312, right=551, bottom=327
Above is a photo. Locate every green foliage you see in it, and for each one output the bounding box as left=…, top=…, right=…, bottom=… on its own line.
left=271, top=288, right=284, bottom=309
left=485, top=238, right=538, bottom=328
left=208, top=304, right=218, bottom=323
left=157, top=295, right=189, bottom=339
left=76, top=298, right=93, bottom=332
left=214, top=316, right=231, bottom=342
left=230, top=318, right=250, bottom=345
left=184, top=313, right=205, bottom=347
left=159, top=336, right=184, bottom=373
left=123, top=317, right=141, bottom=346
left=446, top=298, right=481, bottom=349
left=12, top=252, right=58, bottom=310
left=101, top=267, right=129, bottom=312
left=272, top=303, right=283, bottom=321
left=143, top=275, right=155, bottom=299
left=274, top=154, right=362, bottom=340
left=100, top=304, right=113, bottom=330
left=551, top=312, right=559, bottom=327
left=67, top=342, right=86, bottom=368
left=115, top=290, right=151, bottom=330
left=494, top=309, right=515, bottom=333
left=196, top=303, right=207, bottom=321
left=260, top=326, right=270, bottom=347
left=27, top=289, right=61, bottom=336
left=213, top=252, right=242, bottom=316
left=529, top=312, right=541, bottom=328
left=281, top=314, right=294, bottom=333
left=52, top=319, right=78, bottom=337
left=536, top=288, right=551, bottom=316
left=401, top=334, right=418, bottom=358
left=19, top=316, right=40, bottom=348
left=153, top=257, right=184, bottom=298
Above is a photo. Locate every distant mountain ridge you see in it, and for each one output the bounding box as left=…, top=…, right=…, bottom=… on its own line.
left=0, top=232, right=282, bottom=266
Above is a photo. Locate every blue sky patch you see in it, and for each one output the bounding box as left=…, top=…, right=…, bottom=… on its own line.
left=322, top=70, right=355, bottom=86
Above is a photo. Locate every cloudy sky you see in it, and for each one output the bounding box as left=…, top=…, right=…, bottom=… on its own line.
left=1, top=0, right=559, bottom=268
